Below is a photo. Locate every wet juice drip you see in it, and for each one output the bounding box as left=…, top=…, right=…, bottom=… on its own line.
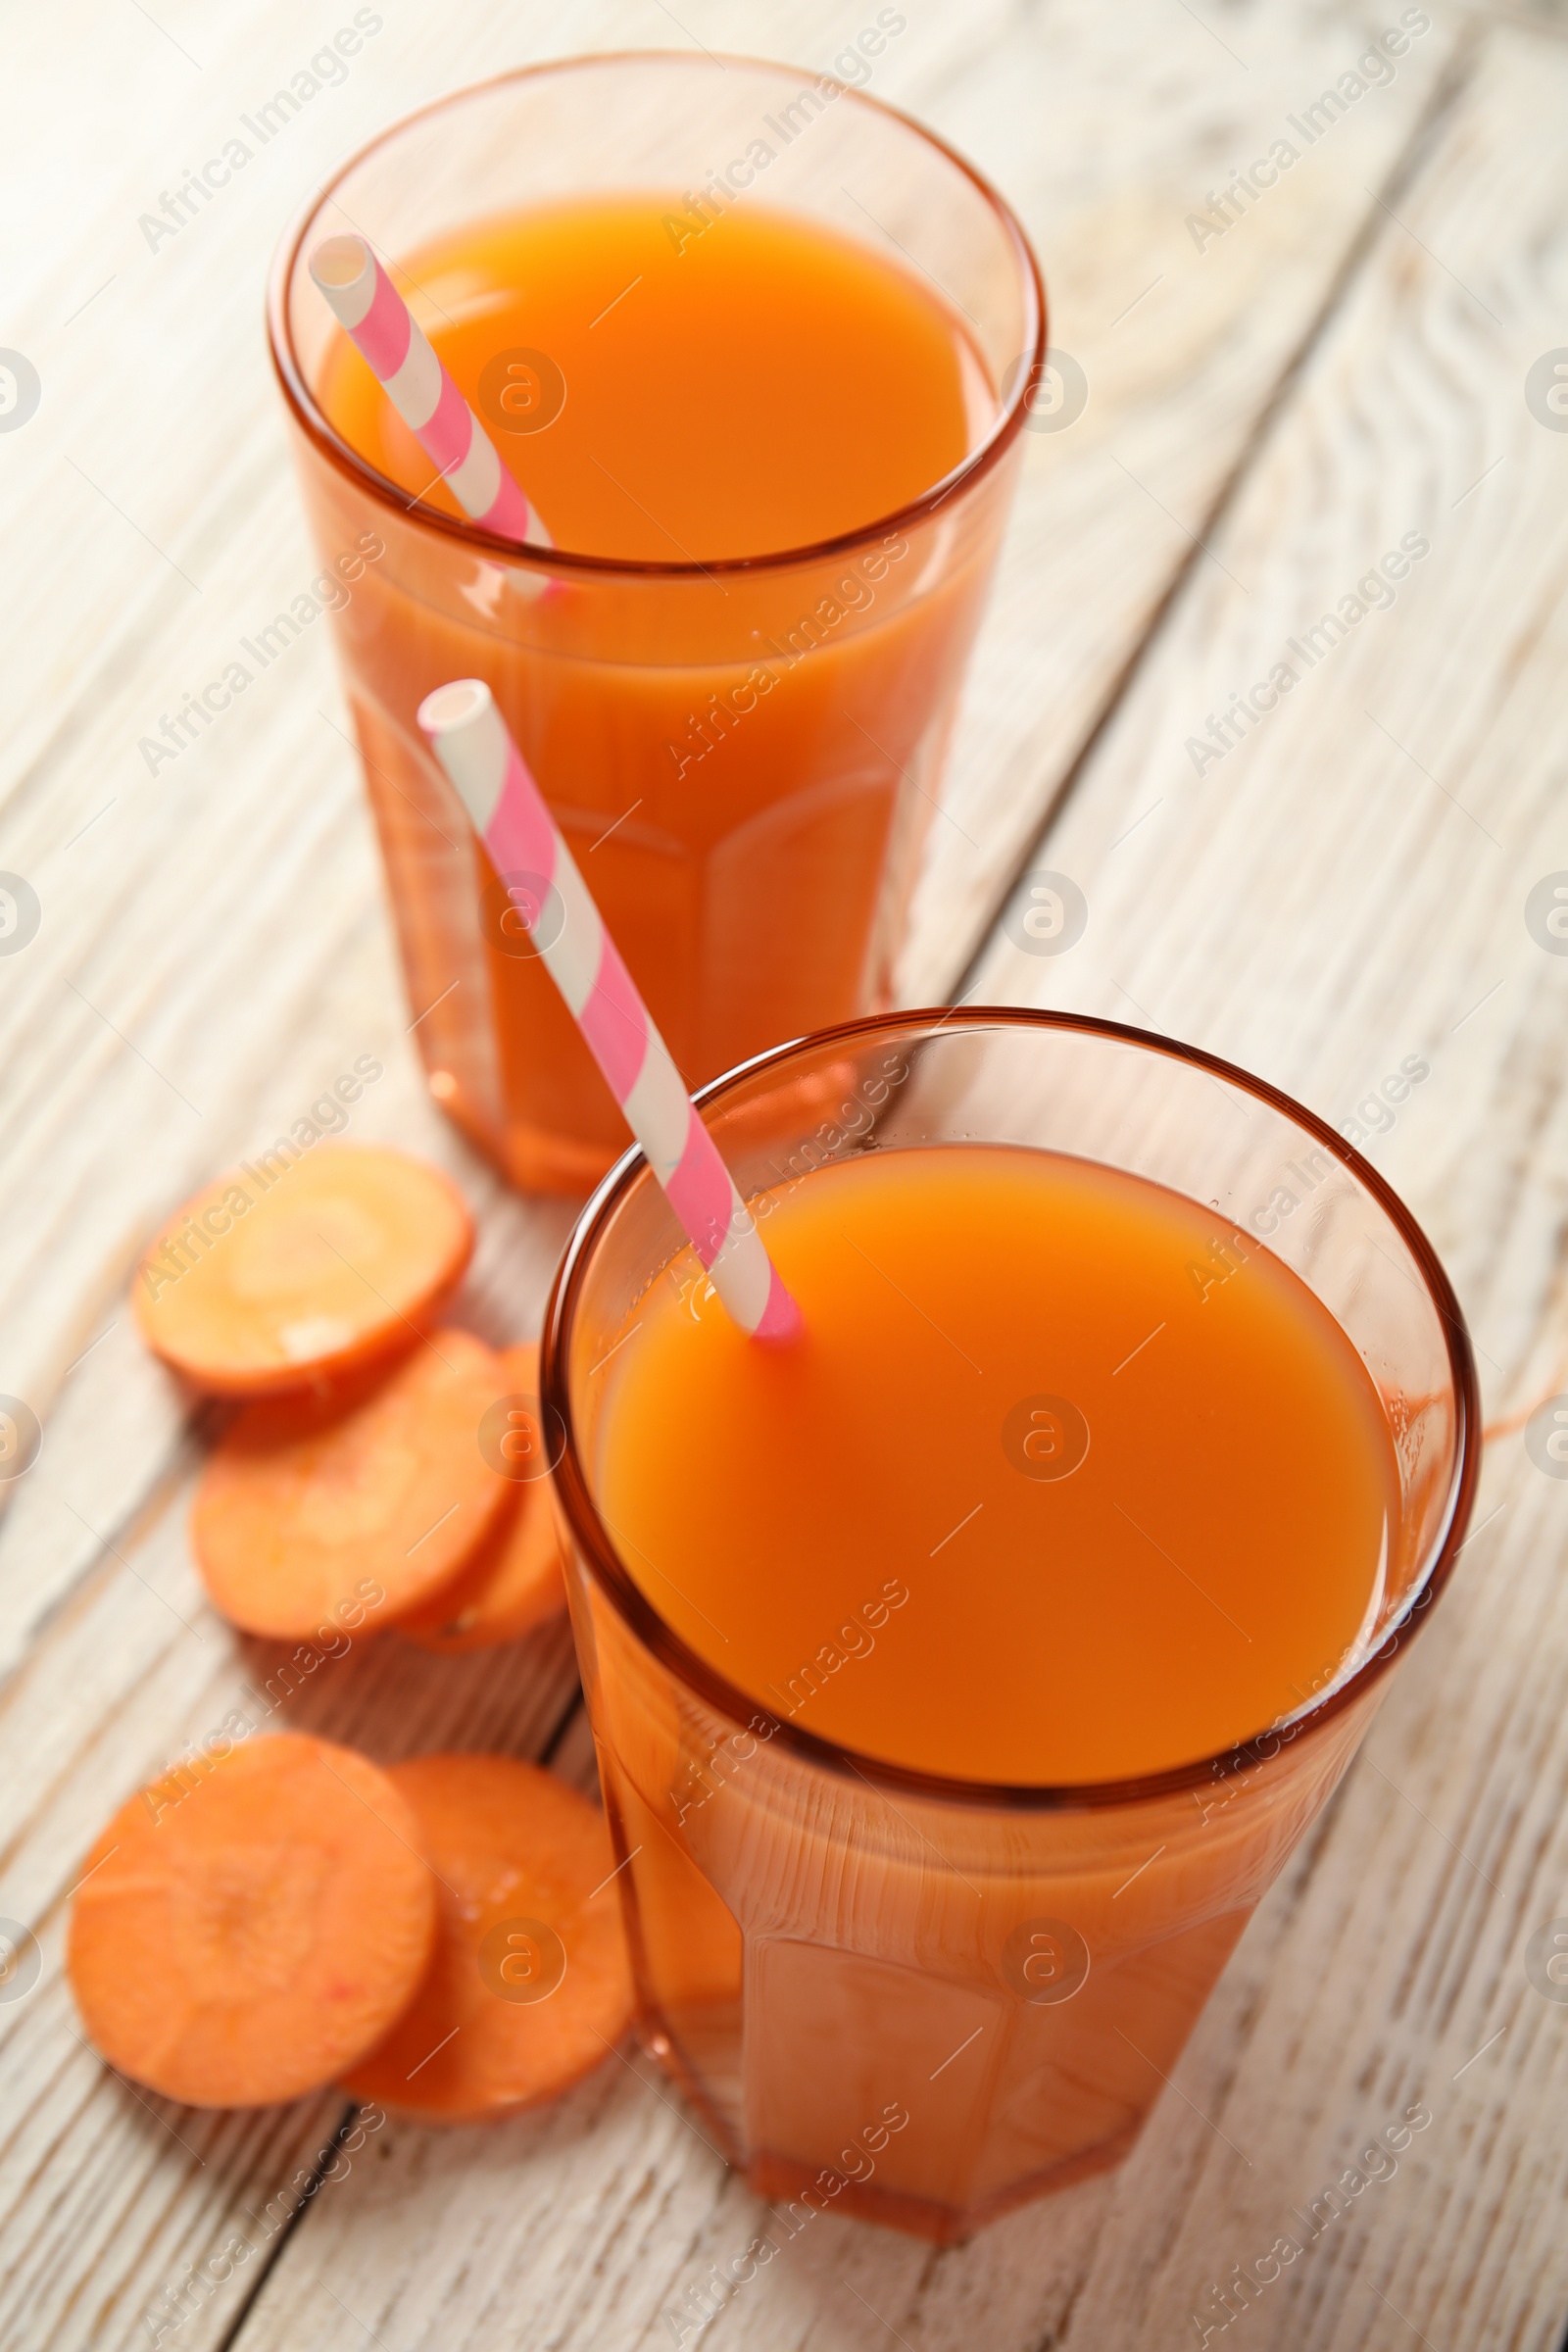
left=311, top=198, right=1000, bottom=1188
left=598, top=1145, right=1396, bottom=1784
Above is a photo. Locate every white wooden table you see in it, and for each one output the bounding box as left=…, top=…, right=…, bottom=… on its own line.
left=4, top=1, right=1568, bottom=2344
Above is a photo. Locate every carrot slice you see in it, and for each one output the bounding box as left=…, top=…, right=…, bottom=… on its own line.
left=340, top=1754, right=633, bottom=2121
left=394, top=1346, right=568, bottom=1652
left=68, top=1733, right=436, bottom=2108
left=192, top=1330, right=513, bottom=1639
left=134, top=1143, right=472, bottom=1396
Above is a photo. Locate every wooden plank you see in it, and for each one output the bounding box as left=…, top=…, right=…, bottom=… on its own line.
left=215, top=16, right=1568, bottom=2352
left=0, top=3, right=1544, bottom=2349
left=893, top=0, right=1456, bottom=996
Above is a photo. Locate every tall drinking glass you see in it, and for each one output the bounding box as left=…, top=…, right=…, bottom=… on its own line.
left=542, top=1009, right=1479, bottom=2243
left=268, top=59, right=1045, bottom=1192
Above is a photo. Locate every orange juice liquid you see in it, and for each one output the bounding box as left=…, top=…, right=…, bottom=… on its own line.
left=582, top=1143, right=1396, bottom=2230
left=322, top=197, right=976, bottom=560
left=599, top=1146, right=1395, bottom=1783
left=306, top=199, right=1005, bottom=1190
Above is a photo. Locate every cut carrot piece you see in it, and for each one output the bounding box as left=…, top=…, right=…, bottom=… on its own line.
left=68, top=1733, right=436, bottom=2108
left=192, top=1330, right=513, bottom=1639
left=341, top=1754, right=633, bottom=2122
left=394, top=1484, right=566, bottom=1653
left=134, top=1143, right=473, bottom=1396
left=395, top=1346, right=568, bottom=1652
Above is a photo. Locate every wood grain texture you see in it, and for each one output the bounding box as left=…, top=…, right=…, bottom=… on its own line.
left=895, top=0, right=1458, bottom=999
left=1, top=0, right=1566, bottom=2348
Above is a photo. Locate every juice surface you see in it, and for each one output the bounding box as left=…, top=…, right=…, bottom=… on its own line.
left=320, top=195, right=978, bottom=560
left=596, top=1146, right=1396, bottom=1784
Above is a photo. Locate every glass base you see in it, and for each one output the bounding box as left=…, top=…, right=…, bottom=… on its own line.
left=639, top=2003, right=1150, bottom=2246
left=747, top=2124, right=1141, bottom=2246
left=424, top=1066, right=620, bottom=1197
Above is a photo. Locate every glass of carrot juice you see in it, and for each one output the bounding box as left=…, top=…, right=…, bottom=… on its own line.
left=268, top=55, right=1045, bottom=1194
left=541, top=1008, right=1479, bottom=2244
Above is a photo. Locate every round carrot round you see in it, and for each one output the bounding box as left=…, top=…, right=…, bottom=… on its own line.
left=134, top=1144, right=472, bottom=1396
left=340, top=1754, right=633, bottom=2122
left=68, top=1733, right=436, bottom=2108
left=192, top=1329, right=513, bottom=1639
left=395, top=1347, right=568, bottom=1652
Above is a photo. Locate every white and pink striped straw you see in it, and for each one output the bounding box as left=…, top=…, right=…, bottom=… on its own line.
left=309, top=233, right=551, bottom=549
left=417, top=680, right=801, bottom=1344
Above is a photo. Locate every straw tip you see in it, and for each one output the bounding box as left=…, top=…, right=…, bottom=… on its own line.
left=751, top=1274, right=804, bottom=1345
left=416, top=679, right=493, bottom=740
left=308, top=233, right=373, bottom=293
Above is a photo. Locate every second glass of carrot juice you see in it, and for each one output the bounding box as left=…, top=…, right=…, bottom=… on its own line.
left=543, top=1011, right=1479, bottom=2243
left=269, top=54, right=1044, bottom=1192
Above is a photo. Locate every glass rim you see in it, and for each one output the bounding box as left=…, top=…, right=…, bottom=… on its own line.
left=265, top=49, right=1048, bottom=581
left=542, top=1005, right=1482, bottom=1816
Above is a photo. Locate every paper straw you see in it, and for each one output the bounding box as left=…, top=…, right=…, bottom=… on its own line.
left=309, top=233, right=552, bottom=550
left=417, top=680, right=801, bottom=1344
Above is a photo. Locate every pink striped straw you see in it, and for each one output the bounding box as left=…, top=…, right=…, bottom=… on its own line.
left=417, top=681, right=801, bottom=1344
left=309, top=233, right=551, bottom=549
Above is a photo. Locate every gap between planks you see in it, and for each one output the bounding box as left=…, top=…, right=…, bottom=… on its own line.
left=948, top=19, right=1485, bottom=1013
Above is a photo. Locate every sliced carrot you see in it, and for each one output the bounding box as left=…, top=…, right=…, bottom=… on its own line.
left=192, top=1329, right=513, bottom=1639
left=134, top=1143, right=472, bottom=1396
left=394, top=1484, right=566, bottom=1653
left=68, top=1733, right=436, bottom=2108
left=394, top=1346, right=568, bottom=1652
left=340, top=1754, right=633, bottom=2122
